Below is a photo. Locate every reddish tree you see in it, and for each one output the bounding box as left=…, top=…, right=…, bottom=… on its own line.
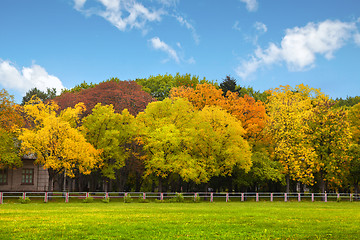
left=54, top=79, right=156, bottom=116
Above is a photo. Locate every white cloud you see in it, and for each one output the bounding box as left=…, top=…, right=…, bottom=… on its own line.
left=236, top=19, right=360, bottom=79
left=233, top=21, right=241, bottom=31
left=355, top=33, right=360, bottom=46
left=74, top=0, right=87, bottom=10
left=254, top=21, right=267, bottom=33
left=0, top=60, right=65, bottom=94
left=74, top=0, right=164, bottom=32
left=175, top=15, right=200, bottom=44
left=149, top=37, right=180, bottom=63
left=187, top=57, right=196, bottom=64
left=239, top=0, right=258, bottom=12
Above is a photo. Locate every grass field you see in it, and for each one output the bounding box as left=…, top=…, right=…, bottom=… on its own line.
left=1, top=201, right=360, bottom=239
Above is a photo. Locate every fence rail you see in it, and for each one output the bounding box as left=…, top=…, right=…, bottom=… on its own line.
left=0, top=192, right=358, bottom=204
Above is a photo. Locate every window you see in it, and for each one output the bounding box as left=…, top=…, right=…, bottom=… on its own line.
left=0, top=169, right=8, bottom=185
left=21, top=168, right=34, bottom=185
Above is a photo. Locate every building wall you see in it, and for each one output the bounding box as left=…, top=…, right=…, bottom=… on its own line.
left=0, top=160, right=49, bottom=192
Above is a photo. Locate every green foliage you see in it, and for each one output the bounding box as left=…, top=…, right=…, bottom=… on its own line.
left=136, top=73, right=212, bottom=100
left=220, top=75, right=240, bottom=96
left=333, top=96, right=360, bottom=108
left=82, top=104, right=136, bottom=179
left=61, top=81, right=97, bottom=94
left=239, top=86, right=270, bottom=102
left=102, top=197, right=110, bottom=203
left=169, top=193, right=184, bottom=203
left=83, top=197, right=94, bottom=203
left=18, top=197, right=31, bottom=204
left=21, top=87, right=57, bottom=105
left=137, top=195, right=149, bottom=203
left=124, top=194, right=133, bottom=203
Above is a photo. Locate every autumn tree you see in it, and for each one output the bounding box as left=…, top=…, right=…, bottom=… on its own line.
left=19, top=98, right=102, bottom=191
left=82, top=103, right=137, bottom=181
left=137, top=98, right=251, bottom=189
left=170, top=83, right=267, bottom=143
left=54, top=78, right=155, bottom=117
left=309, top=97, right=352, bottom=192
left=0, top=89, right=24, bottom=168
left=266, top=84, right=317, bottom=192
left=136, top=73, right=212, bottom=101
left=348, top=103, right=360, bottom=192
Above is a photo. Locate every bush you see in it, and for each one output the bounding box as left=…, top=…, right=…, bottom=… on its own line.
left=169, top=193, right=184, bottom=203
left=18, top=197, right=31, bottom=204
left=83, top=197, right=94, bottom=203
left=124, top=194, right=133, bottom=203
left=138, top=195, right=149, bottom=203
left=102, top=197, right=110, bottom=203
left=193, top=196, right=201, bottom=203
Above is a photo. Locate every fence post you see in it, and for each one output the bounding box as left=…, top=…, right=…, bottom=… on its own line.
left=210, top=192, right=213, bottom=202
left=350, top=193, right=353, bottom=202
left=86, top=192, right=89, bottom=199
left=241, top=193, right=244, bottom=202
left=44, top=192, right=48, bottom=203
left=312, top=193, right=314, bottom=202
left=270, top=193, right=273, bottom=202
left=226, top=193, right=229, bottom=202
left=0, top=192, right=2, bottom=204
left=23, top=192, right=26, bottom=200
left=105, top=192, right=109, bottom=200
left=160, top=192, right=163, bottom=201
left=143, top=192, right=146, bottom=200
left=284, top=193, right=287, bottom=202
left=298, top=193, right=301, bottom=202
left=337, top=193, right=340, bottom=202
left=194, top=192, right=198, bottom=201
left=65, top=192, right=69, bottom=203
left=324, top=193, right=327, bottom=202
left=256, top=192, right=259, bottom=202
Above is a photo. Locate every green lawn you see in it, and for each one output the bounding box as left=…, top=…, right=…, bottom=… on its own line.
left=1, top=201, right=359, bottom=239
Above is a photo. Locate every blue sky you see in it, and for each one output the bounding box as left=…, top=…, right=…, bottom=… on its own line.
left=1, top=0, right=360, bottom=103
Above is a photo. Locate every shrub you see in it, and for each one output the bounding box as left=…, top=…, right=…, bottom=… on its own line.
left=138, top=195, right=149, bottom=203
left=193, top=196, right=201, bottom=203
left=102, top=197, right=110, bottom=203
left=124, top=194, right=133, bottom=203
left=83, top=197, right=94, bottom=203
left=18, top=197, right=31, bottom=204
left=169, top=193, right=184, bottom=203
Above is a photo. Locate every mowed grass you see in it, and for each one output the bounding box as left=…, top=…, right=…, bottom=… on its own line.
left=1, top=201, right=360, bottom=239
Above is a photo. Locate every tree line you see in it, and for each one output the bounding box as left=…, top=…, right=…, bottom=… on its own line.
left=1, top=74, right=359, bottom=193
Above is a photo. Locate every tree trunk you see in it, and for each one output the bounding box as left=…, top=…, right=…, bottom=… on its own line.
left=286, top=175, right=290, bottom=193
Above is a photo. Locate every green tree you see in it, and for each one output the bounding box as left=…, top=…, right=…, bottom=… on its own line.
left=21, top=87, right=57, bottom=105
left=82, top=103, right=136, bottom=180
left=137, top=98, right=251, bottom=188
left=136, top=73, right=211, bottom=100
left=220, top=75, right=241, bottom=96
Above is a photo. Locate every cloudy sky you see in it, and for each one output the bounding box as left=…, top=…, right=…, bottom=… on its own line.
left=1, top=0, right=360, bottom=103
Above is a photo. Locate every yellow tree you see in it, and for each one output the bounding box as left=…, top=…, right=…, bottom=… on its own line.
left=267, top=84, right=317, bottom=192
left=309, top=97, right=352, bottom=192
left=19, top=98, right=102, bottom=191
left=82, top=103, right=136, bottom=180
left=170, top=83, right=267, bottom=143
left=0, top=89, right=24, bottom=168
left=137, top=98, right=251, bottom=189
left=348, top=103, right=360, bottom=192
